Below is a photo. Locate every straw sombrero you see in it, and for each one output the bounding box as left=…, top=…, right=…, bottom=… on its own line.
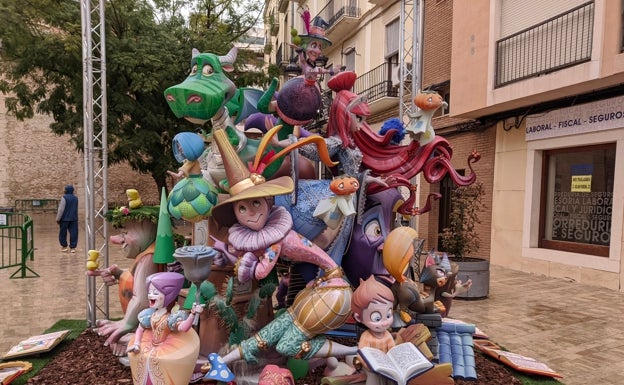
left=210, top=129, right=294, bottom=227
left=210, top=125, right=339, bottom=227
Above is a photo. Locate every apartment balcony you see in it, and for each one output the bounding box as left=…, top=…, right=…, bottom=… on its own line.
left=276, top=43, right=286, bottom=68
left=353, top=62, right=399, bottom=115
left=317, top=0, right=361, bottom=43
left=495, top=1, right=594, bottom=88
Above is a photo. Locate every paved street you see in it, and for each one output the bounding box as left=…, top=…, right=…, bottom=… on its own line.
left=2, top=212, right=623, bottom=385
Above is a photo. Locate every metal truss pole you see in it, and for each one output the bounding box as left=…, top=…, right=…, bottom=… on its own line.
left=399, top=0, right=421, bottom=121
left=400, top=0, right=423, bottom=233
left=81, top=0, right=109, bottom=327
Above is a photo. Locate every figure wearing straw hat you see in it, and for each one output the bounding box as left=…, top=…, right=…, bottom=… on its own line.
left=202, top=126, right=357, bottom=382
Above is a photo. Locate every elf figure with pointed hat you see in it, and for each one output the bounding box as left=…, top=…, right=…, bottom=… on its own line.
left=203, top=126, right=357, bottom=382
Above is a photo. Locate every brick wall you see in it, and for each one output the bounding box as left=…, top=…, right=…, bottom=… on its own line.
left=0, top=94, right=162, bottom=213
left=417, top=125, right=496, bottom=260
left=423, top=0, right=453, bottom=87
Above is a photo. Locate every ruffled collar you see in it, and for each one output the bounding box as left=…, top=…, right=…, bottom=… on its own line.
left=228, top=206, right=293, bottom=251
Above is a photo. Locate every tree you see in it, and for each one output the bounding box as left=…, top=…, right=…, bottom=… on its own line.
left=0, top=0, right=268, bottom=194
left=438, top=181, right=486, bottom=260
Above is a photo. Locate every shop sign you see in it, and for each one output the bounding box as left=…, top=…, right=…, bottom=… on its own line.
left=525, top=95, right=624, bottom=141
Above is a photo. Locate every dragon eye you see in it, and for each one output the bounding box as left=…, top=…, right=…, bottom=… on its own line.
left=202, top=65, right=214, bottom=76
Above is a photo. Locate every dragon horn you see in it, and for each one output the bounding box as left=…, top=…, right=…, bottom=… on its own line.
left=219, top=47, right=238, bottom=65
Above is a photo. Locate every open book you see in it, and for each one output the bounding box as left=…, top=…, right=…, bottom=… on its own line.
left=474, top=340, right=562, bottom=378
left=2, top=330, right=71, bottom=359
left=0, top=361, right=32, bottom=385
left=358, top=342, right=434, bottom=385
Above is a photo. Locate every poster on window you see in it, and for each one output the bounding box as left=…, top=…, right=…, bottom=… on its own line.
left=551, top=191, right=612, bottom=245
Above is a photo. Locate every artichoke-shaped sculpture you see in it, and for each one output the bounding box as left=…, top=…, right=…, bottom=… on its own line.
left=167, top=132, right=219, bottom=222
left=168, top=176, right=218, bottom=221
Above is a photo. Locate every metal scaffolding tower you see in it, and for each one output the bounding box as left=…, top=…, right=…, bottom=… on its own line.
left=81, top=0, right=110, bottom=327
left=399, top=0, right=424, bottom=232
left=399, top=0, right=422, bottom=121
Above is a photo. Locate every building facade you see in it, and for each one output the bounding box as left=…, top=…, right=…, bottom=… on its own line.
left=451, top=0, right=624, bottom=290
left=0, top=93, right=163, bottom=213
left=267, top=0, right=624, bottom=291
left=264, top=0, right=496, bottom=261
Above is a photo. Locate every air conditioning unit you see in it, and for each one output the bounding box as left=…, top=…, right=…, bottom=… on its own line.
left=391, top=62, right=413, bottom=87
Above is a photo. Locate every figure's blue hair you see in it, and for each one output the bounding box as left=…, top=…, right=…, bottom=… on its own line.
left=379, top=117, right=406, bottom=144
left=172, top=132, right=205, bottom=162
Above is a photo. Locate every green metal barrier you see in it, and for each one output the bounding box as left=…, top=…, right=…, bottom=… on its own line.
left=0, top=212, right=39, bottom=278
left=14, top=199, right=59, bottom=213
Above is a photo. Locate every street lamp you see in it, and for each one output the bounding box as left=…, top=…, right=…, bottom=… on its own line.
left=283, top=56, right=302, bottom=77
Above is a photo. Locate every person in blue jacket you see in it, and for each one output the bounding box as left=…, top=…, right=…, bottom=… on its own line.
left=56, top=184, right=79, bottom=253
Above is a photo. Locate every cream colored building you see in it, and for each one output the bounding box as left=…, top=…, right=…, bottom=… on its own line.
left=267, top=0, right=624, bottom=291
left=451, top=0, right=624, bottom=290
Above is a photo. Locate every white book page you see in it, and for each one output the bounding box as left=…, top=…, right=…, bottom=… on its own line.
left=360, top=347, right=403, bottom=383
left=387, top=342, right=432, bottom=375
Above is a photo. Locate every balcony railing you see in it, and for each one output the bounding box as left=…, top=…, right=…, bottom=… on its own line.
left=318, top=0, right=360, bottom=31
left=276, top=43, right=284, bottom=66
left=495, top=1, right=594, bottom=88
left=353, top=62, right=398, bottom=103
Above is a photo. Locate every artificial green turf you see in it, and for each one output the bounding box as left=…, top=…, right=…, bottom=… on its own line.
left=3, top=319, right=87, bottom=385
left=519, top=373, right=565, bottom=385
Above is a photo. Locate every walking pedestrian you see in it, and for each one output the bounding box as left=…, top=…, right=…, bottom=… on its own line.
left=56, top=184, right=79, bottom=253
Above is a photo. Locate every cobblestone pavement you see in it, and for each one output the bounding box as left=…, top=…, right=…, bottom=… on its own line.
left=2, top=212, right=623, bottom=385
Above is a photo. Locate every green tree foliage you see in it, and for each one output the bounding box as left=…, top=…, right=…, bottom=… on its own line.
left=0, top=0, right=269, bottom=193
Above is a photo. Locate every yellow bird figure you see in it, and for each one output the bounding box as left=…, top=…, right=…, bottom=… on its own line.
left=86, top=249, right=100, bottom=271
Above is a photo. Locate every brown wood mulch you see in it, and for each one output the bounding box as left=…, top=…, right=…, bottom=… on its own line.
left=26, top=329, right=522, bottom=385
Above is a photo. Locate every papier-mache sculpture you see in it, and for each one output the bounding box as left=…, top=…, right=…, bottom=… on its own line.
left=164, top=47, right=288, bottom=186
left=126, top=272, right=205, bottom=385
left=351, top=275, right=397, bottom=385
left=88, top=191, right=160, bottom=356
left=167, top=132, right=218, bottom=222
left=202, top=126, right=358, bottom=381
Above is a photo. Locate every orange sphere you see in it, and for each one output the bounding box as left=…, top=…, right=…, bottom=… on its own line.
left=382, top=226, right=418, bottom=282
left=413, top=91, right=444, bottom=111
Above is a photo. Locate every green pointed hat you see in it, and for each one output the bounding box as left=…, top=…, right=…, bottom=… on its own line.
left=153, top=187, right=175, bottom=264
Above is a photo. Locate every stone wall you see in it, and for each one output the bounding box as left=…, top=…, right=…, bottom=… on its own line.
left=0, top=94, right=162, bottom=213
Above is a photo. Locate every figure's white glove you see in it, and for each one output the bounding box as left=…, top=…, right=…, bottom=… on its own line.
left=236, top=252, right=258, bottom=283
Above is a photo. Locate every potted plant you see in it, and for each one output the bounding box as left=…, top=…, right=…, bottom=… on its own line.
left=439, top=181, right=489, bottom=298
